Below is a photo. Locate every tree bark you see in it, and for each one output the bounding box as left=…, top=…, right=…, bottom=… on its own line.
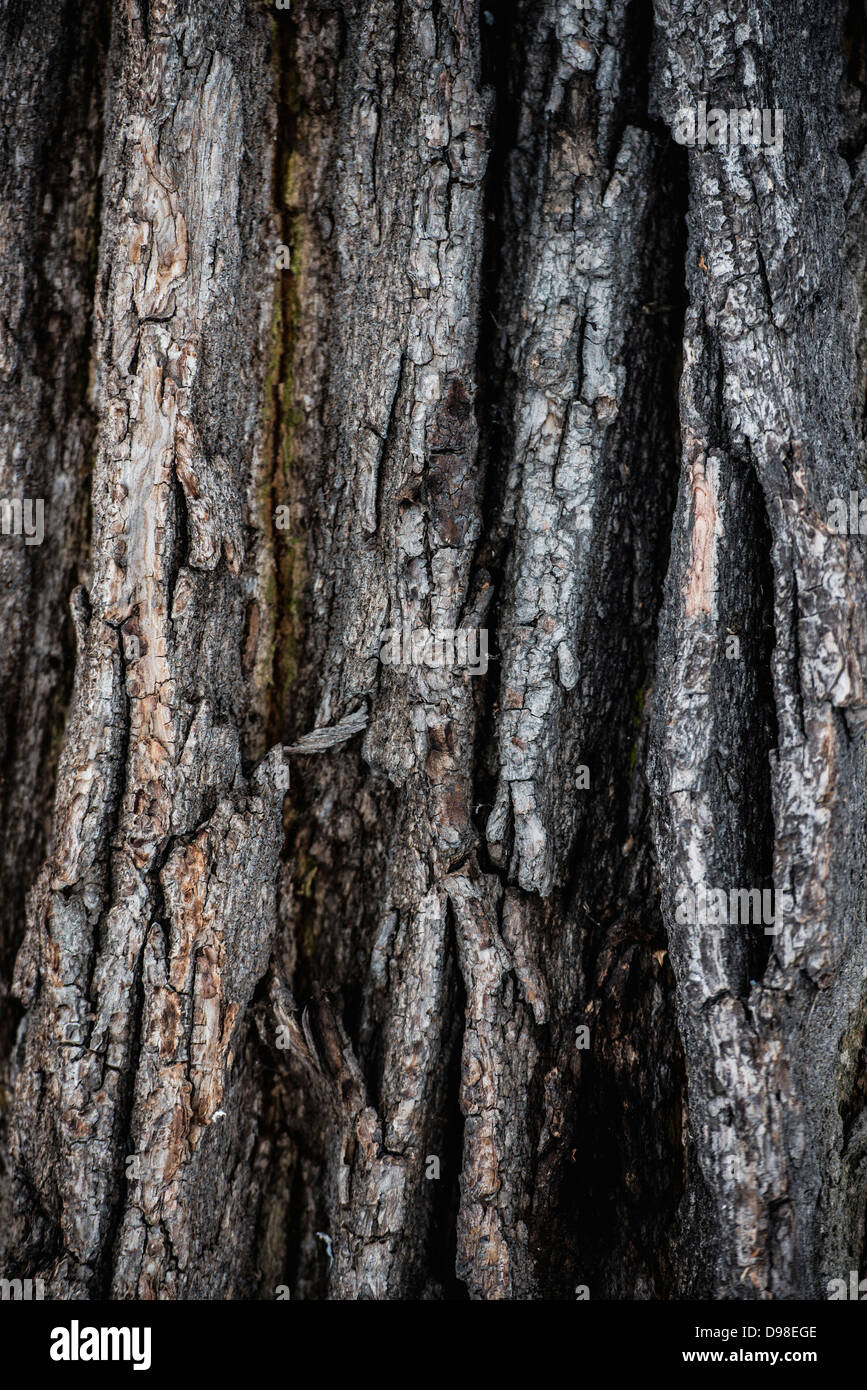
left=2, top=0, right=867, bottom=1301
left=0, top=0, right=107, bottom=1199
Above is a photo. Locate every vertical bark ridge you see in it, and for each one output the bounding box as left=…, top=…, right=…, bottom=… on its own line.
left=649, top=0, right=867, bottom=1297
left=7, top=0, right=286, bottom=1297
left=470, top=0, right=690, bottom=1298
left=0, top=0, right=108, bottom=1195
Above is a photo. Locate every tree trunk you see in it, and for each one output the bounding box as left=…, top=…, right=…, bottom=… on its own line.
left=2, top=0, right=867, bottom=1301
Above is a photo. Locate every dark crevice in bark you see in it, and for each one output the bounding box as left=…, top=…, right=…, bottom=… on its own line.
left=472, top=0, right=521, bottom=876
left=282, top=1098, right=323, bottom=1298
left=544, top=136, right=690, bottom=1299
left=101, top=936, right=147, bottom=1298
left=841, top=0, right=867, bottom=165
left=720, top=458, right=778, bottom=990
left=266, top=4, right=304, bottom=751
left=168, top=470, right=191, bottom=618
left=605, top=0, right=669, bottom=154
left=250, top=9, right=321, bottom=1293
left=430, top=937, right=469, bottom=1299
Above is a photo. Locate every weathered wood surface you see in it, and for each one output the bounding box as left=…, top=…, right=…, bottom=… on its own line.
left=648, top=0, right=867, bottom=1299
left=0, top=0, right=107, bottom=1207
left=1, top=0, right=866, bottom=1300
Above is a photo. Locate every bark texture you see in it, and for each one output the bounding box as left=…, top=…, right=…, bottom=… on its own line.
left=1, top=0, right=867, bottom=1301
left=648, top=0, right=867, bottom=1299
left=0, top=0, right=107, bottom=1167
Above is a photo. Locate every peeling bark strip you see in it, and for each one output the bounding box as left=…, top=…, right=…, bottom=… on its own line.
left=277, top=0, right=506, bottom=1299
left=2, top=0, right=867, bottom=1303
left=487, top=0, right=659, bottom=898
